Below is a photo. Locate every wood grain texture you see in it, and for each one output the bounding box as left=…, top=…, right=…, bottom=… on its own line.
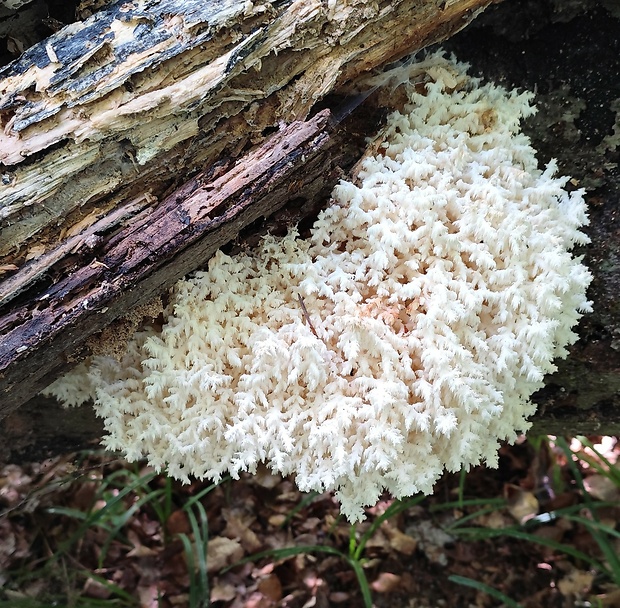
left=0, top=109, right=358, bottom=414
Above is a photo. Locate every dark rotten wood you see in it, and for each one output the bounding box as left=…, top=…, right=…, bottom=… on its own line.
left=0, top=111, right=358, bottom=412
left=0, top=109, right=367, bottom=415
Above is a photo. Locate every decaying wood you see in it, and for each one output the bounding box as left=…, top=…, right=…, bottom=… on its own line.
left=0, top=0, right=491, bottom=264
left=0, top=0, right=495, bottom=415
left=2, top=0, right=618, bottom=464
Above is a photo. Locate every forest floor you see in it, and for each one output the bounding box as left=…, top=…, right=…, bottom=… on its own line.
left=1, top=436, right=619, bottom=608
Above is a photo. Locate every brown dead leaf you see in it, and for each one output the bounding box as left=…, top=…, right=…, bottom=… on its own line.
left=138, top=583, right=161, bottom=608
left=595, top=587, right=620, bottom=608
left=210, top=580, right=237, bottom=602
left=252, top=465, right=282, bottom=489
left=83, top=577, right=112, bottom=599
left=505, top=483, right=539, bottom=523
left=371, top=572, right=401, bottom=593
left=258, top=574, right=283, bottom=601
left=328, top=592, right=350, bottom=603
left=70, top=481, right=99, bottom=512
left=166, top=509, right=191, bottom=535
left=475, top=509, right=512, bottom=529
left=361, top=528, right=390, bottom=552
left=583, top=474, right=620, bottom=502
left=268, top=514, right=287, bottom=527
left=384, top=525, right=418, bottom=555
left=222, top=508, right=262, bottom=552
left=245, top=591, right=275, bottom=608
left=557, top=569, right=595, bottom=596
left=126, top=529, right=158, bottom=558
left=207, top=537, right=244, bottom=573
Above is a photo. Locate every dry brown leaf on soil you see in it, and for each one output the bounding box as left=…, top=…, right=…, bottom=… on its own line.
left=210, top=580, right=238, bottom=602
left=222, top=507, right=263, bottom=553
left=138, top=583, right=161, bottom=608
left=166, top=509, right=191, bottom=535
left=504, top=483, right=539, bottom=524
left=383, top=524, right=418, bottom=555
left=207, top=537, right=244, bottom=573
left=583, top=474, right=620, bottom=502
left=595, top=587, right=620, bottom=608
left=83, top=577, right=113, bottom=600
left=257, top=573, right=283, bottom=601
left=126, top=529, right=158, bottom=558
left=371, top=572, right=402, bottom=593
left=557, top=568, right=595, bottom=597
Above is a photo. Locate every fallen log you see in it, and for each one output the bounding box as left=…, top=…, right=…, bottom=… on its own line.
left=2, top=0, right=619, bottom=465
left=0, top=0, right=495, bottom=415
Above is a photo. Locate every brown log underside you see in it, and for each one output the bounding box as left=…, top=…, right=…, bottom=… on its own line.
left=4, top=394, right=620, bottom=466
left=0, top=0, right=495, bottom=416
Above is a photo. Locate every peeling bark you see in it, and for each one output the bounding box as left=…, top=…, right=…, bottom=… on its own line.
left=0, top=108, right=373, bottom=414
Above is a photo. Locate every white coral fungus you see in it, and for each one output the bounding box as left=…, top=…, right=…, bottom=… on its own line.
left=46, top=53, right=592, bottom=521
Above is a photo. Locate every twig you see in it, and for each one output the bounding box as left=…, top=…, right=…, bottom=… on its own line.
left=297, top=293, right=320, bottom=339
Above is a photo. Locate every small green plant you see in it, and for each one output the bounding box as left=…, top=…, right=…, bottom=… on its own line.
left=444, top=435, right=620, bottom=604
left=447, top=574, right=523, bottom=608
left=176, top=481, right=222, bottom=608
left=1, top=460, right=224, bottom=608
left=230, top=493, right=427, bottom=608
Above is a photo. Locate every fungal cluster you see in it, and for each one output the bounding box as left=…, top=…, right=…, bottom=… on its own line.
left=46, top=53, right=592, bottom=521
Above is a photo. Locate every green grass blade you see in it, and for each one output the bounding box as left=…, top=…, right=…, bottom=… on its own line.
left=179, top=533, right=198, bottom=608
left=442, top=504, right=508, bottom=532
left=97, top=488, right=167, bottom=567
left=449, top=574, right=522, bottom=608
left=556, top=438, right=620, bottom=581
left=45, top=506, right=93, bottom=521
left=343, top=555, right=373, bottom=608
left=280, top=491, right=320, bottom=527
left=185, top=502, right=210, bottom=608
left=225, top=543, right=346, bottom=571
left=453, top=526, right=609, bottom=575
left=184, top=477, right=230, bottom=510
left=76, top=571, right=138, bottom=605
left=573, top=437, right=620, bottom=486
left=561, top=514, right=620, bottom=540
left=431, top=497, right=507, bottom=512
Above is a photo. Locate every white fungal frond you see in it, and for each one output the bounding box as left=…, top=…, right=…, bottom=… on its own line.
left=44, top=51, right=592, bottom=522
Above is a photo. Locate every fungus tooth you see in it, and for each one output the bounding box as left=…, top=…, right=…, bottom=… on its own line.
left=45, top=52, right=591, bottom=522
